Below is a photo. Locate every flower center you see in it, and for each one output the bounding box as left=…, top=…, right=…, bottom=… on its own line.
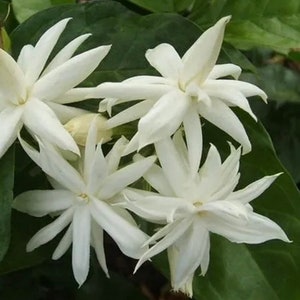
left=78, top=193, right=89, bottom=203
left=193, top=201, right=203, bottom=208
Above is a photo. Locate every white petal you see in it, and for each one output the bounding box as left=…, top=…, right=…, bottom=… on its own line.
left=18, top=133, right=40, bottom=165
left=138, top=90, right=190, bottom=148
left=208, top=64, right=241, bottom=80
left=135, top=218, right=193, bottom=272
left=145, top=43, right=183, bottom=80
left=54, top=87, right=99, bottom=104
left=96, top=82, right=173, bottom=101
left=0, top=48, right=26, bottom=104
left=98, top=155, right=156, bottom=199
left=106, top=137, right=127, bottom=174
left=134, top=154, right=174, bottom=196
left=46, top=101, right=87, bottom=123
left=213, top=80, right=267, bottom=102
left=181, top=16, right=231, bottom=85
left=204, top=210, right=290, bottom=243
left=91, top=221, right=109, bottom=277
left=198, top=98, right=251, bottom=154
left=32, top=45, right=111, bottom=101
left=172, top=219, right=210, bottom=290
left=0, top=106, right=23, bottom=158
left=227, top=174, right=281, bottom=204
left=204, top=81, right=257, bottom=120
left=52, top=223, right=73, bottom=260
left=123, top=188, right=190, bottom=223
left=183, top=107, right=202, bottom=175
left=23, top=98, right=79, bottom=154
left=38, top=141, right=85, bottom=193
left=17, top=44, right=34, bottom=74
left=122, top=132, right=140, bottom=156
left=72, top=205, right=91, bottom=286
left=42, top=33, right=91, bottom=75
left=27, top=207, right=74, bottom=252
left=13, top=190, right=75, bottom=217
left=25, top=18, right=71, bottom=85
left=155, top=137, right=189, bottom=198
left=106, top=99, right=155, bottom=129
left=90, top=197, right=148, bottom=258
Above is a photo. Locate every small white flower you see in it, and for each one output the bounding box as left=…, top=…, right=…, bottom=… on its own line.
left=13, top=120, right=156, bottom=285
left=121, top=132, right=289, bottom=297
left=0, top=18, right=111, bottom=157
left=96, top=16, right=266, bottom=155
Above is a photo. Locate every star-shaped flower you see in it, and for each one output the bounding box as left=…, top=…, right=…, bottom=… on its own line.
left=13, top=120, right=156, bottom=285
left=121, top=132, right=289, bottom=297
left=96, top=16, right=266, bottom=156
left=0, top=18, right=110, bottom=157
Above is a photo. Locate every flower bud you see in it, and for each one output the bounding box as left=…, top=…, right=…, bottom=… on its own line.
left=64, top=113, right=112, bottom=146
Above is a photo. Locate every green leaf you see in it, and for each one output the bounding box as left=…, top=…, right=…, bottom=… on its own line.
left=0, top=147, right=14, bottom=263
left=12, top=0, right=75, bottom=23
left=190, top=0, right=300, bottom=54
left=126, top=0, right=194, bottom=13
left=0, top=0, right=10, bottom=25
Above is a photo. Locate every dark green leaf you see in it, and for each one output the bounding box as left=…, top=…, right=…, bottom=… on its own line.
left=0, top=147, right=14, bottom=263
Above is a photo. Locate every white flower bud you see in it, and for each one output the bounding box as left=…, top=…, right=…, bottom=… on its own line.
left=64, top=113, right=112, bottom=146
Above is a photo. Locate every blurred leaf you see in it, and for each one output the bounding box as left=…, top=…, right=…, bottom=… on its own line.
left=0, top=147, right=14, bottom=263
left=12, top=0, right=75, bottom=23
left=126, top=0, right=194, bottom=13
left=0, top=27, right=11, bottom=51
left=190, top=0, right=300, bottom=54
left=0, top=0, right=10, bottom=24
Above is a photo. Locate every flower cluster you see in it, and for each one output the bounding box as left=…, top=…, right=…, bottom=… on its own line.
left=6, top=17, right=289, bottom=297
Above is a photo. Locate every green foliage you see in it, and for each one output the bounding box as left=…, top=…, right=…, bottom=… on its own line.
left=12, top=0, right=75, bottom=23
left=190, top=0, right=300, bottom=54
left=0, top=147, right=14, bottom=263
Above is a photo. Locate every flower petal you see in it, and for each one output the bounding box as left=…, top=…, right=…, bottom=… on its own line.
left=212, top=79, right=267, bottom=102
left=204, top=81, right=257, bottom=120
left=0, top=106, right=23, bottom=158
left=96, top=82, right=173, bottom=103
left=145, top=43, right=183, bottom=80
left=32, top=45, right=111, bottom=101
left=204, top=210, right=290, bottom=243
left=55, top=87, right=99, bottom=104
left=25, top=18, right=71, bottom=85
left=72, top=205, right=91, bottom=286
left=106, top=99, right=155, bottom=129
left=52, top=223, right=73, bottom=260
left=183, top=106, right=202, bottom=176
left=13, top=190, right=75, bottom=217
left=134, top=154, right=174, bottom=196
left=208, top=63, right=241, bottom=80
left=90, top=197, right=148, bottom=258
left=106, top=137, right=127, bottom=174
left=181, top=16, right=231, bottom=85
left=155, top=137, right=189, bottom=198
left=17, top=44, right=34, bottom=74
left=26, top=207, right=74, bottom=252
left=172, top=218, right=210, bottom=290
left=198, top=98, right=251, bottom=154
left=138, top=90, right=190, bottom=149
left=227, top=174, right=281, bottom=204
left=42, top=33, right=91, bottom=75
left=46, top=101, right=87, bottom=123
left=38, top=141, right=85, bottom=193
left=23, top=98, right=79, bottom=154
left=91, top=221, right=109, bottom=277
left=98, top=155, right=156, bottom=199
left=0, top=48, right=26, bottom=104
left=135, top=218, right=193, bottom=272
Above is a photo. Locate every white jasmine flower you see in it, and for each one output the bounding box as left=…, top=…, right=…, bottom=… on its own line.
left=13, top=120, right=156, bottom=286
left=64, top=113, right=112, bottom=146
left=0, top=18, right=111, bottom=157
left=96, top=16, right=266, bottom=155
left=121, top=132, right=289, bottom=297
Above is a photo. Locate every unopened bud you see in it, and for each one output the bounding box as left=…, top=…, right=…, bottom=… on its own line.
left=64, top=113, right=112, bottom=146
